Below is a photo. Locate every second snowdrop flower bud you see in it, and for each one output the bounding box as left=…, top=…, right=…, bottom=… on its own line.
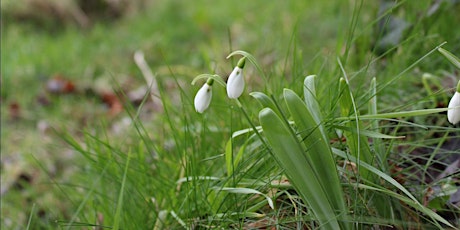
left=226, top=57, right=246, bottom=99
left=194, top=78, right=214, bottom=113
left=447, top=80, right=460, bottom=125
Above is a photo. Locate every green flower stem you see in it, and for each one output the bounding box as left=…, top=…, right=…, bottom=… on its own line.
left=192, top=74, right=226, bottom=87
left=456, top=79, right=460, bottom=93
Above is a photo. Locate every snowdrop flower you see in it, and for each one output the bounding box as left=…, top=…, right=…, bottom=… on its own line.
left=447, top=80, right=460, bottom=125
left=226, top=57, right=246, bottom=99
left=194, top=78, right=214, bottom=113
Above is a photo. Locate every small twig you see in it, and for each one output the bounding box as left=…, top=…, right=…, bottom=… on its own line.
left=134, top=50, right=162, bottom=108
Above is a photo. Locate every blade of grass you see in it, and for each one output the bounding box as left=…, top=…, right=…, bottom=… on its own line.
left=332, top=148, right=455, bottom=228
left=170, top=210, right=188, bottom=229
left=333, top=125, right=405, bottom=139
left=368, top=77, right=387, bottom=170
left=25, top=203, right=36, bottom=230
left=216, top=187, right=274, bottom=210
left=112, top=151, right=131, bottom=230
left=438, top=47, right=460, bottom=69
left=338, top=77, right=374, bottom=179
left=67, top=163, right=109, bottom=230
left=336, top=107, right=451, bottom=121
left=355, top=183, right=454, bottom=229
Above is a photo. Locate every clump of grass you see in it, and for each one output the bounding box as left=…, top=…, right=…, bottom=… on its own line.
left=3, top=1, right=460, bottom=229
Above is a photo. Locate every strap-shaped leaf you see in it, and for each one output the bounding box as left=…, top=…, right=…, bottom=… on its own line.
left=250, top=91, right=278, bottom=113
left=303, top=75, right=324, bottom=128
left=259, top=107, right=342, bottom=229
left=284, top=89, right=350, bottom=229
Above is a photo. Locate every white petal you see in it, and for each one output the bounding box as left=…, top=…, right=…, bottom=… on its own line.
left=226, top=67, right=244, bottom=99
left=447, top=92, right=460, bottom=124
left=194, top=84, right=212, bottom=113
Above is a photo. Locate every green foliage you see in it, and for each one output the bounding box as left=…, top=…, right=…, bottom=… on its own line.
left=3, top=0, right=460, bottom=229
left=258, top=87, right=350, bottom=229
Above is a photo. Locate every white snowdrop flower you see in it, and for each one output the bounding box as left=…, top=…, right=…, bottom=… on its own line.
left=447, top=80, right=460, bottom=125
left=194, top=78, right=214, bottom=113
left=226, top=57, right=246, bottom=99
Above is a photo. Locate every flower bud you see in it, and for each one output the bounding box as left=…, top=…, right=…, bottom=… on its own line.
left=194, top=78, right=214, bottom=113
left=226, top=57, right=246, bottom=99
left=447, top=80, right=460, bottom=125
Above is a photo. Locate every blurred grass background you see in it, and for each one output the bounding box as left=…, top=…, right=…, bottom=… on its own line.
left=2, top=0, right=460, bottom=229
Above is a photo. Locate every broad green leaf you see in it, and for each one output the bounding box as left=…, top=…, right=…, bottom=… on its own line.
left=250, top=91, right=278, bottom=112
left=283, top=88, right=349, bottom=226
left=303, top=75, right=324, bottom=127
left=259, top=108, right=342, bottom=229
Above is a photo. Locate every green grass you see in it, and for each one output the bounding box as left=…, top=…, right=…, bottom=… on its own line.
left=2, top=0, right=460, bottom=229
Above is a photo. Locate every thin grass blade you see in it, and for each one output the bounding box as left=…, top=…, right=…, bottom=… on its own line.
left=112, top=152, right=131, bottom=230
left=217, top=187, right=274, bottom=210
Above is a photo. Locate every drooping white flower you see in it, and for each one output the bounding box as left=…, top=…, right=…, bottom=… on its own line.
left=447, top=80, right=460, bottom=125
left=194, top=78, right=214, bottom=113
left=226, top=57, right=246, bottom=99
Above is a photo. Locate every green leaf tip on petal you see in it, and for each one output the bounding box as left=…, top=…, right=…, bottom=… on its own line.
left=237, top=57, right=246, bottom=68
left=456, top=79, right=460, bottom=93
left=206, top=78, right=214, bottom=86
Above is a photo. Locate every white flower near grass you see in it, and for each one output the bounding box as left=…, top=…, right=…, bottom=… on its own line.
left=447, top=80, right=460, bottom=125
left=226, top=57, right=246, bottom=99
left=194, top=78, right=214, bottom=113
